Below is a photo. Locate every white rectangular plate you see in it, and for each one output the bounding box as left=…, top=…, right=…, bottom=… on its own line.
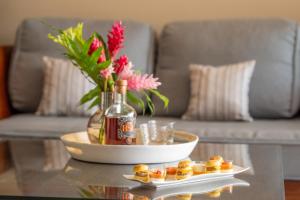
left=124, top=165, right=249, bottom=188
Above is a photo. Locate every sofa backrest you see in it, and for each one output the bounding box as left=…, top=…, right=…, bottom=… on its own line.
left=154, top=19, right=300, bottom=119
left=9, top=18, right=155, bottom=113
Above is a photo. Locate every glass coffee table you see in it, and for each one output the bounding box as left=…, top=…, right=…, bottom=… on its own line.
left=0, top=137, right=284, bottom=199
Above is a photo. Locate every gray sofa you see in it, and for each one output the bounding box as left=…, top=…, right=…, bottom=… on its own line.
left=1, top=18, right=300, bottom=180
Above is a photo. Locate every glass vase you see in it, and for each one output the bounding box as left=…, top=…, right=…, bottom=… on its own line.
left=87, top=92, right=114, bottom=144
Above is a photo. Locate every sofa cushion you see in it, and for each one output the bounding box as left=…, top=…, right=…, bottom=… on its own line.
left=182, top=61, right=255, bottom=121
left=0, top=114, right=87, bottom=138
left=9, top=18, right=155, bottom=112
left=1, top=114, right=300, bottom=145
left=154, top=19, right=300, bottom=118
left=36, top=56, right=96, bottom=116
left=138, top=117, right=300, bottom=145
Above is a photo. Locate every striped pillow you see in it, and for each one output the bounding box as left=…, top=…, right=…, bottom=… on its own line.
left=36, top=56, right=96, bottom=116
left=182, top=61, right=255, bottom=121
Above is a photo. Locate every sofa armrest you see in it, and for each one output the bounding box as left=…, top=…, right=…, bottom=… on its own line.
left=0, top=46, right=12, bottom=119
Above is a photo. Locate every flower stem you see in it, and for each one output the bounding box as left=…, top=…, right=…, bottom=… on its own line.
left=104, top=79, right=108, bottom=92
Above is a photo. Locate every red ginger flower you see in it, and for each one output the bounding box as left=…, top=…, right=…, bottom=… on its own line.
left=107, top=21, right=125, bottom=59
left=113, top=55, right=129, bottom=74
left=88, top=37, right=106, bottom=63
left=88, top=38, right=101, bottom=55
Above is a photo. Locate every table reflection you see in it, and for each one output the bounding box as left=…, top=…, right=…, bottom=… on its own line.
left=6, top=139, right=255, bottom=199
left=63, top=159, right=249, bottom=199
left=73, top=178, right=249, bottom=199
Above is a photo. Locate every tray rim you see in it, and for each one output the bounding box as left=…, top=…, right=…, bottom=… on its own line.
left=60, top=130, right=199, bottom=148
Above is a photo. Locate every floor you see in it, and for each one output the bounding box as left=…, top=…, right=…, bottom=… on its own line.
left=285, top=181, right=300, bottom=200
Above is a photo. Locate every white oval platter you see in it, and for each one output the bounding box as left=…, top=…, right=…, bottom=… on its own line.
left=124, top=165, right=250, bottom=188
left=60, top=131, right=199, bottom=164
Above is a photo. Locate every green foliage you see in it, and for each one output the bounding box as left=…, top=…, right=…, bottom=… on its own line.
left=143, top=91, right=155, bottom=114
left=127, top=91, right=145, bottom=114
left=95, top=33, right=110, bottom=59
left=48, top=23, right=112, bottom=105
left=80, top=86, right=100, bottom=105
left=78, top=187, right=94, bottom=198
left=149, top=89, right=169, bottom=109
left=47, top=22, right=169, bottom=113
left=48, top=24, right=111, bottom=86
left=88, top=96, right=100, bottom=110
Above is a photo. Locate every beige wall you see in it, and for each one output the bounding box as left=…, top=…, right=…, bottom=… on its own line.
left=1, top=0, right=300, bottom=45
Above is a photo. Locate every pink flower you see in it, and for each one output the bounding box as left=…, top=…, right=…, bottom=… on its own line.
left=126, top=74, right=161, bottom=91
left=100, top=65, right=114, bottom=79
left=88, top=38, right=101, bottom=55
left=118, top=62, right=161, bottom=91
left=118, top=62, right=134, bottom=78
left=98, top=54, right=106, bottom=63
left=107, top=21, right=125, bottom=59
left=88, top=37, right=106, bottom=64
left=113, top=55, right=129, bottom=74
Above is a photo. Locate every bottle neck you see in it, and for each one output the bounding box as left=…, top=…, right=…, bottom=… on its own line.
left=114, top=92, right=126, bottom=104
left=100, top=92, right=114, bottom=110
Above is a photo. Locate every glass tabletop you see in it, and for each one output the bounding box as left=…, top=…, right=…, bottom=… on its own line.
left=0, top=138, right=284, bottom=200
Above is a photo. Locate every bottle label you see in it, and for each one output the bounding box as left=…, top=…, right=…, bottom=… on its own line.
left=117, top=117, right=135, bottom=144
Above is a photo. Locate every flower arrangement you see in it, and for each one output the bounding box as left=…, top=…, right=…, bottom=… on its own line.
left=48, top=21, right=168, bottom=113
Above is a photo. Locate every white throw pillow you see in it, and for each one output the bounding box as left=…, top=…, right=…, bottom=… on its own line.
left=36, top=56, right=97, bottom=116
left=182, top=60, right=255, bottom=121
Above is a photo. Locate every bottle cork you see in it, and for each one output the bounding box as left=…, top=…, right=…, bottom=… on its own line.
left=116, top=80, right=127, bottom=94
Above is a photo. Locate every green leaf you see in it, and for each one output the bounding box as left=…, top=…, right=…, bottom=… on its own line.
left=80, top=86, right=100, bottom=105
left=62, top=34, right=81, bottom=59
left=143, top=91, right=155, bottom=115
left=73, top=23, right=85, bottom=47
left=108, top=77, right=115, bottom=91
left=95, top=60, right=111, bottom=70
left=88, top=47, right=102, bottom=66
left=78, top=187, right=94, bottom=198
left=48, top=34, right=66, bottom=48
left=112, top=73, right=118, bottom=81
left=64, top=53, right=76, bottom=60
left=127, top=91, right=145, bottom=114
left=95, top=33, right=110, bottom=60
left=149, top=89, right=169, bottom=109
left=88, top=96, right=100, bottom=110
left=82, top=36, right=94, bottom=55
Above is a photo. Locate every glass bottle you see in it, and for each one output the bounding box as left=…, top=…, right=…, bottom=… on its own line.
left=104, top=80, right=137, bottom=145
left=87, top=92, right=114, bottom=144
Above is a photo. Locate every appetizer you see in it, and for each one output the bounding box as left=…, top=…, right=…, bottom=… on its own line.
left=133, top=164, right=150, bottom=182
left=149, top=168, right=166, bottom=182
left=210, top=155, right=224, bottom=165
left=221, top=160, right=233, bottom=172
left=176, top=167, right=193, bottom=180
left=192, top=163, right=206, bottom=175
left=130, top=155, right=235, bottom=183
left=133, top=164, right=148, bottom=173
left=207, top=188, right=223, bottom=198
left=176, top=194, right=192, bottom=200
left=176, top=160, right=193, bottom=180
left=223, top=185, right=233, bottom=193
left=205, top=160, right=221, bottom=173
left=166, top=166, right=177, bottom=179
left=178, top=160, right=192, bottom=169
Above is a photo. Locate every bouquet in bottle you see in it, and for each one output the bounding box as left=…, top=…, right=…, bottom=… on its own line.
left=48, top=21, right=168, bottom=113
